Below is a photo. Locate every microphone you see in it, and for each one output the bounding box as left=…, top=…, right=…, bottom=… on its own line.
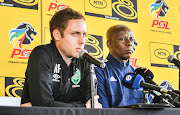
left=168, top=55, right=180, bottom=68
left=159, top=80, right=174, bottom=91
left=135, top=67, right=157, bottom=85
left=122, top=73, right=145, bottom=90
left=122, top=73, right=179, bottom=97
left=122, top=73, right=159, bottom=90
left=135, top=68, right=180, bottom=102
left=159, top=80, right=179, bottom=102
left=79, top=49, right=106, bottom=68
left=135, top=67, right=163, bottom=103
left=150, top=90, right=175, bottom=107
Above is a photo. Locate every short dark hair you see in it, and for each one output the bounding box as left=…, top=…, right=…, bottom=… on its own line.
left=106, top=25, right=138, bottom=52
left=50, top=8, right=85, bottom=41
left=106, top=25, right=131, bottom=42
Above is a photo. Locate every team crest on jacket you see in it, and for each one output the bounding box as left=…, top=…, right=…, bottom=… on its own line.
left=71, top=68, right=81, bottom=87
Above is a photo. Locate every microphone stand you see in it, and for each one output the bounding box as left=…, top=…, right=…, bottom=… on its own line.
left=140, top=90, right=174, bottom=108
left=179, top=68, right=180, bottom=90
left=142, top=90, right=150, bottom=104
left=89, top=63, right=98, bottom=108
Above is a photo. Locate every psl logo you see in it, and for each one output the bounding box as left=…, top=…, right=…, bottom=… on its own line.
left=150, top=0, right=170, bottom=29
left=9, top=23, right=37, bottom=59
left=130, top=58, right=139, bottom=67
left=48, top=0, right=69, bottom=12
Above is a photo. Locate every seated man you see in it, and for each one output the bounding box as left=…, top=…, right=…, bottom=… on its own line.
left=95, top=25, right=152, bottom=108
left=21, top=8, right=102, bottom=108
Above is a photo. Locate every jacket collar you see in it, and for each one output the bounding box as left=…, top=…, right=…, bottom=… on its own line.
left=106, top=53, right=131, bottom=68
left=50, top=40, right=77, bottom=66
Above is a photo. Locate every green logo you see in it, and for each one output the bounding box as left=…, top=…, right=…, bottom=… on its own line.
left=71, top=68, right=81, bottom=85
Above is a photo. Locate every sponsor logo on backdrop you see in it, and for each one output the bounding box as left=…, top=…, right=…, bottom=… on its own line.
left=85, top=0, right=138, bottom=23
left=130, top=58, right=139, bottom=67
left=84, top=34, right=103, bottom=60
left=89, top=0, right=107, bottom=9
left=154, top=49, right=170, bottom=59
left=150, top=0, right=170, bottom=30
left=5, top=77, right=24, bottom=97
left=48, top=0, right=69, bottom=12
left=9, top=22, right=37, bottom=59
left=112, top=0, right=137, bottom=20
left=173, top=45, right=180, bottom=60
left=0, top=0, right=38, bottom=10
left=150, top=42, right=180, bottom=68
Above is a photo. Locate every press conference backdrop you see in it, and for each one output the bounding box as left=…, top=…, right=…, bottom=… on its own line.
left=0, top=0, right=180, bottom=98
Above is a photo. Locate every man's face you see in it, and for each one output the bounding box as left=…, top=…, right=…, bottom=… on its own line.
left=108, top=30, right=134, bottom=61
left=57, top=19, right=87, bottom=58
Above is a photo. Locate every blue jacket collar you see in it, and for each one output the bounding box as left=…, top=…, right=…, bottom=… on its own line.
left=106, top=53, right=131, bottom=68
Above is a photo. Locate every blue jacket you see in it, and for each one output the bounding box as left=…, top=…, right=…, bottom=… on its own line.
left=95, top=54, right=149, bottom=108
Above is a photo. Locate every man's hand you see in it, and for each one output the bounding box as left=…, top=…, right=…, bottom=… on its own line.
left=86, top=95, right=102, bottom=108
left=20, top=102, right=32, bottom=107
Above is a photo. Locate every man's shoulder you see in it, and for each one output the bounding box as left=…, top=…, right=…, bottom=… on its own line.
left=94, top=59, right=108, bottom=74
left=32, top=44, right=52, bottom=53
left=95, top=58, right=109, bottom=69
left=28, top=44, right=55, bottom=62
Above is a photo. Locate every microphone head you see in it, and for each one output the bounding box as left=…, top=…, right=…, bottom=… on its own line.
left=79, top=49, right=88, bottom=58
left=135, top=67, right=154, bottom=80
left=79, top=49, right=106, bottom=68
left=168, top=55, right=175, bottom=63
left=122, top=73, right=144, bottom=90
left=132, top=74, right=145, bottom=89
left=159, top=80, right=174, bottom=91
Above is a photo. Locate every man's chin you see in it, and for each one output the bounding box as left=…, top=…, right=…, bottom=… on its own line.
left=123, top=55, right=131, bottom=60
left=73, top=54, right=79, bottom=58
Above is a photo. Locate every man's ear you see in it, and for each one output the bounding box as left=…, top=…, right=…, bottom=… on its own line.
left=107, top=40, right=112, bottom=49
left=53, top=29, right=61, bottom=41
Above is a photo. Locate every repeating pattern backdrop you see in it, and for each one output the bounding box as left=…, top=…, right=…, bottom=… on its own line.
left=0, top=0, right=180, bottom=98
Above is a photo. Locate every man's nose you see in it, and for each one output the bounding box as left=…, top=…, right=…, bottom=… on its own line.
left=125, top=38, right=133, bottom=46
left=79, top=35, right=86, bottom=44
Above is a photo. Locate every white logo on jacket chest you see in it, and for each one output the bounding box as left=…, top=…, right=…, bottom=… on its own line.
left=53, top=74, right=61, bottom=82
left=54, top=64, right=61, bottom=73
left=110, top=76, right=117, bottom=81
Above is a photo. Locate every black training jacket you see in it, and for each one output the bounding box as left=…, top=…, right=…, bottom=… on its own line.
left=21, top=41, right=90, bottom=107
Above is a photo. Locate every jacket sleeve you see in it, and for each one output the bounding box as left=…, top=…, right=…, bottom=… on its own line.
left=21, top=46, right=86, bottom=107
left=95, top=67, right=109, bottom=108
